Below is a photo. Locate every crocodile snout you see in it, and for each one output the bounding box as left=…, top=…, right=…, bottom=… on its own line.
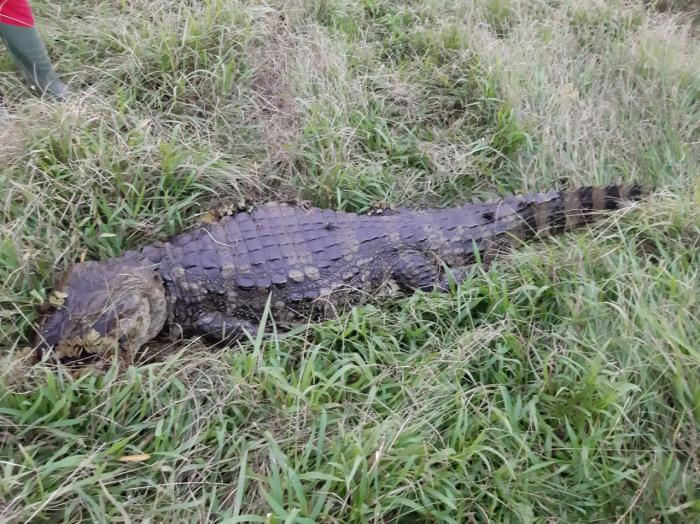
left=34, top=256, right=167, bottom=362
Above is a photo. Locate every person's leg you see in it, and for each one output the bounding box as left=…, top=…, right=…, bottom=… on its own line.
left=0, top=0, right=69, bottom=98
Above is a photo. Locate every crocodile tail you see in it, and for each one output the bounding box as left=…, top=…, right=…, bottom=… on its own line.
left=508, top=183, right=649, bottom=242
left=552, top=183, right=647, bottom=232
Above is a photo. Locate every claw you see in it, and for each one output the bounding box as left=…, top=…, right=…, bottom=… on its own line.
left=200, top=199, right=255, bottom=224
left=284, top=198, right=312, bottom=211
left=366, top=201, right=396, bottom=216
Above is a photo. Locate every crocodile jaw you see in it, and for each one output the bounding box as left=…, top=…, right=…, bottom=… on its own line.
left=35, top=257, right=167, bottom=361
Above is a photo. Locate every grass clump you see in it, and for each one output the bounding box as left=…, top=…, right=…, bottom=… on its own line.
left=1, top=0, right=699, bottom=521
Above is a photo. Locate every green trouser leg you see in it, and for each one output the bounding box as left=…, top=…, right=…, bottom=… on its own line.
left=0, top=22, right=69, bottom=99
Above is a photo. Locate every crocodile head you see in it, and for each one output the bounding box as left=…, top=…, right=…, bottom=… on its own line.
left=34, top=255, right=167, bottom=362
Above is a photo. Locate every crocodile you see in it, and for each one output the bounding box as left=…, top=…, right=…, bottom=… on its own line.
left=34, top=184, right=647, bottom=362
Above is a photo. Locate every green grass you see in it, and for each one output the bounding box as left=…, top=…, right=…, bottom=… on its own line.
left=1, top=0, right=699, bottom=521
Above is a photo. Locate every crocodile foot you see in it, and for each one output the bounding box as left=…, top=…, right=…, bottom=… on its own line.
left=366, top=201, right=397, bottom=216
left=283, top=198, right=313, bottom=211
left=200, top=199, right=256, bottom=224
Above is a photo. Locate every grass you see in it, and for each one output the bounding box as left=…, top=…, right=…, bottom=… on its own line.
left=1, top=0, right=699, bottom=521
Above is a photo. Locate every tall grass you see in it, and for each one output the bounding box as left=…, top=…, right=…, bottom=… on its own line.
left=1, top=0, right=699, bottom=521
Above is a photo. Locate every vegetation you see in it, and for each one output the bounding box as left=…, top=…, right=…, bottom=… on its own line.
left=1, top=0, right=698, bottom=521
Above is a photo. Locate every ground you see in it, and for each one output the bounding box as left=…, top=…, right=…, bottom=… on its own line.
left=0, top=0, right=699, bottom=522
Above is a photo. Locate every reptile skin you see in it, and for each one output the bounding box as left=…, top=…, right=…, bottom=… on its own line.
left=35, top=185, right=646, bottom=361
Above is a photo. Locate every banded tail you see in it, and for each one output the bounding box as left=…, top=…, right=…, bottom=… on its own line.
left=490, top=183, right=649, bottom=243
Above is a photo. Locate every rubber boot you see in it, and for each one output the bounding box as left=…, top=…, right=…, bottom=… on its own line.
left=0, top=22, right=69, bottom=99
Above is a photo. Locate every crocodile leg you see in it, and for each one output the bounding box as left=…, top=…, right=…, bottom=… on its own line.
left=193, top=311, right=260, bottom=344
left=391, top=251, right=440, bottom=291
left=436, top=266, right=472, bottom=291
left=392, top=251, right=479, bottom=293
